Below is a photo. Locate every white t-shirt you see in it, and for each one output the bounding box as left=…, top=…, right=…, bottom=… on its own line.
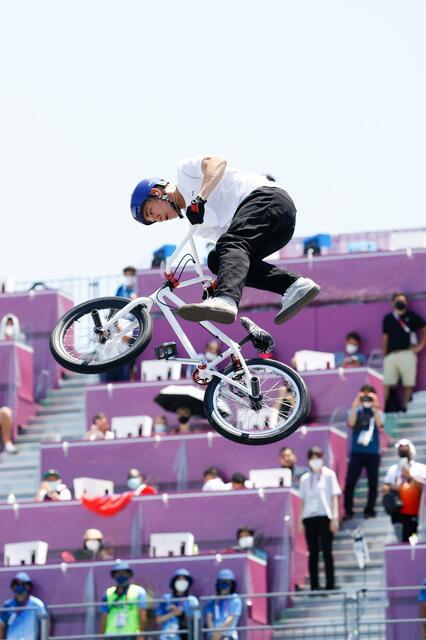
left=299, top=467, right=342, bottom=519
left=384, top=461, right=426, bottom=485
left=176, top=156, right=280, bottom=242
left=202, top=477, right=231, bottom=492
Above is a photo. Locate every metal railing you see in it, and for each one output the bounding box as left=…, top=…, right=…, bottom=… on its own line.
left=2, top=586, right=425, bottom=640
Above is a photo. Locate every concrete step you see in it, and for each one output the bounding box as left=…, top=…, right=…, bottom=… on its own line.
left=36, top=405, right=84, bottom=416
left=39, top=396, right=84, bottom=408
left=16, top=432, right=83, bottom=444
left=23, top=423, right=85, bottom=436
left=28, top=414, right=84, bottom=426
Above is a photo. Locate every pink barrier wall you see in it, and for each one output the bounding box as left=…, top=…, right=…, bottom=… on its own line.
left=40, top=426, right=348, bottom=490
left=385, top=543, right=426, bottom=640
left=0, top=291, right=73, bottom=398
left=0, top=342, right=36, bottom=437
left=0, top=555, right=268, bottom=638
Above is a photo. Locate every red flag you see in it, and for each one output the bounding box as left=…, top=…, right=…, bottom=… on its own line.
left=81, top=486, right=157, bottom=517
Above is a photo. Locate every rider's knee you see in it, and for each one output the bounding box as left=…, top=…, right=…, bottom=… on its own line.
left=207, top=249, right=219, bottom=274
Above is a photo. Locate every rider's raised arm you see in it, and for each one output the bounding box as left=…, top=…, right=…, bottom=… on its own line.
left=199, top=156, right=227, bottom=200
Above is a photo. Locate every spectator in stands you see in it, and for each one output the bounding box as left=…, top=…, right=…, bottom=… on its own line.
left=382, top=292, right=426, bottom=412
left=84, top=413, right=115, bottom=441
left=230, top=473, right=247, bottom=490
left=236, top=526, right=255, bottom=550
left=299, top=447, right=341, bottom=592
left=35, top=469, right=72, bottom=502
left=383, top=439, right=426, bottom=542
left=100, top=561, right=147, bottom=637
left=126, top=468, right=157, bottom=495
left=334, top=332, right=367, bottom=368
left=175, top=407, right=193, bottom=434
left=154, top=415, right=169, bottom=434
left=186, top=339, right=222, bottom=378
left=0, top=314, right=26, bottom=343
left=62, top=528, right=114, bottom=563
left=156, top=568, right=200, bottom=640
left=418, top=578, right=426, bottom=640
left=116, top=266, right=138, bottom=299
left=0, top=572, right=47, bottom=640
left=204, top=569, right=242, bottom=640
left=344, top=384, right=383, bottom=520
left=279, top=446, right=307, bottom=486
left=0, top=406, right=17, bottom=454
left=202, top=467, right=229, bottom=491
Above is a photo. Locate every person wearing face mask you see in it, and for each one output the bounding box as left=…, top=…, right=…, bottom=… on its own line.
left=156, top=569, right=200, bottom=640
left=0, top=572, right=47, bottom=640
left=334, top=332, right=367, bottom=368
left=204, top=569, right=242, bottom=640
left=382, top=292, right=426, bottom=412
left=126, top=468, right=157, bottom=495
left=174, top=407, right=193, bottom=435
left=279, top=446, right=308, bottom=487
left=299, top=447, right=341, bottom=592
left=35, top=469, right=72, bottom=502
left=343, top=385, right=383, bottom=520
left=382, top=439, right=426, bottom=542
left=0, top=314, right=26, bottom=343
left=153, top=415, right=169, bottom=434
left=116, top=266, right=138, bottom=300
left=100, top=561, right=147, bottom=639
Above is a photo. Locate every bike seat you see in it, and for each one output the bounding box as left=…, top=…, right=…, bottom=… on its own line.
left=240, top=316, right=275, bottom=354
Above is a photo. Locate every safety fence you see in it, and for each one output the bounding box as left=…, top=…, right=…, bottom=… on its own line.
left=2, top=586, right=425, bottom=640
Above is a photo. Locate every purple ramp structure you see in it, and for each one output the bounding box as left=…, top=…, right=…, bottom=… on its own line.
left=0, top=554, right=269, bottom=639
left=0, top=342, right=37, bottom=436
left=40, top=427, right=348, bottom=493
left=0, top=291, right=73, bottom=398
left=384, top=542, right=426, bottom=640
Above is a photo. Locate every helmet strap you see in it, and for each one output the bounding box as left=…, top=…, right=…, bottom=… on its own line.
left=158, top=193, right=183, bottom=219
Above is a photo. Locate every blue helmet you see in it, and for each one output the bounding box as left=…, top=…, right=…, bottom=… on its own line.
left=130, top=178, right=168, bottom=225
left=217, top=569, right=236, bottom=581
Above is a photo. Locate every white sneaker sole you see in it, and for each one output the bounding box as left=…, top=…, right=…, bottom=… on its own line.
left=177, top=303, right=237, bottom=324
left=274, top=285, right=321, bottom=325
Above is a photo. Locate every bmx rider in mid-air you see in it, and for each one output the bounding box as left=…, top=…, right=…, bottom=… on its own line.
left=130, top=155, right=320, bottom=325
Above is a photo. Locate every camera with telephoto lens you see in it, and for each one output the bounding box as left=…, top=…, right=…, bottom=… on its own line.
left=360, top=395, right=373, bottom=403
left=155, top=342, right=177, bottom=360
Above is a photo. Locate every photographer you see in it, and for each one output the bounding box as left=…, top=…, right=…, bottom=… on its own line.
left=343, top=385, right=383, bottom=520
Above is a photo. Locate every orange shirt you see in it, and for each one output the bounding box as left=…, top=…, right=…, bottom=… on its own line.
left=399, top=480, right=422, bottom=515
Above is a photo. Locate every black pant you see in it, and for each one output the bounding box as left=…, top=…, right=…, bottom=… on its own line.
left=344, top=453, right=380, bottom=516
left=391, top=513, right=418, bottom=542
left=208, top=187, right=301, bottom=305
left=303, top=516, right=335, bottom=590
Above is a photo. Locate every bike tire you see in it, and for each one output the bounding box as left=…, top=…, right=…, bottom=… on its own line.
left=204, top=358, right=310, bottom=446
left=50, top=296, right=153, bottom=375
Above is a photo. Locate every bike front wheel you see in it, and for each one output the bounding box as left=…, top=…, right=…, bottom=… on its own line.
left=50, top=297, right=153, bottom=374
left=204, top=358, right=310, bottom=445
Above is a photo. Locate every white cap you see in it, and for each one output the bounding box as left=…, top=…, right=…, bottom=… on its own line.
left=394, top=439, right=416, bottom=459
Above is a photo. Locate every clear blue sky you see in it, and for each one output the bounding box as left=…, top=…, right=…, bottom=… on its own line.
left=1, top=0, right=425, bottom=281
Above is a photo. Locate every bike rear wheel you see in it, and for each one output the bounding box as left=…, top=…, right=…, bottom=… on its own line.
left=204, top=358, right=310, bottom=445
left=50, top=297, right=153, bottom=374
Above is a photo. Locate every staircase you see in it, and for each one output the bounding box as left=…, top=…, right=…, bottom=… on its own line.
left=275, top=390, right=426, bottom=639
left=0, top=374, right=94, bottom=501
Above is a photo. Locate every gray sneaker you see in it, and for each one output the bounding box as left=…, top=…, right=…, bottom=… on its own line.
left=274, top=277, right=321, bottom=324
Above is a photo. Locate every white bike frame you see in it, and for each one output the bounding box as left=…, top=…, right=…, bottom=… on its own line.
left=100, top=226, right=255, bottom=394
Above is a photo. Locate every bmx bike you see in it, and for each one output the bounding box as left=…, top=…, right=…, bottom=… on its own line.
left=50, top=226, right=310, bottom=445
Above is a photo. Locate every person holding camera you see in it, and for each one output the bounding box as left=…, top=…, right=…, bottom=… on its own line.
left=382, top=439, right=426, bottom=542
left=343, top=385, right=384, bottom=520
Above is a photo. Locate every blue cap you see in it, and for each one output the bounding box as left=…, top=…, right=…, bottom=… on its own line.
left=111, top=561, right=133, bottom=575
left=217, top=569, right=236, bottom=581
left=170, top=568, right=193, bottom=590
left=130, top=178, right=168, bottom=225
left=14, top=572, right=32, bottom=583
